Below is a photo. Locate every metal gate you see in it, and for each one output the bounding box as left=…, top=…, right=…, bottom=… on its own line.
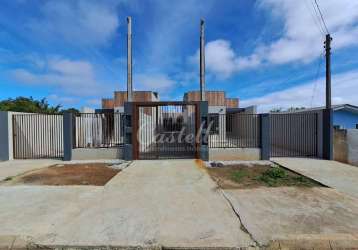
left=12, top=113, right=64, bottom=159
left=133, top=102, right=199, bottom=159
left=270, top=113, right=318, bottom=157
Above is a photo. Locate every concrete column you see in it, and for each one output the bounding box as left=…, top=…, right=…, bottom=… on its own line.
left=322, top=108, right=333, bottom=160
left=63, top=112, right=74, bottom=161
left=199, top=101, right=209, bottom=161
left=124, top=102, right=133, bottom=160
left=0, top=111, right=12, bottom=161
left=260, top=113, right=271, bottom=160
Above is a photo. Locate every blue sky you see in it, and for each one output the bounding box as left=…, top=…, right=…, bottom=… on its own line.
left=1, top=0, right=358, bottom=112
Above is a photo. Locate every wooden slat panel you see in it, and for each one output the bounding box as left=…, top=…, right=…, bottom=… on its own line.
left=114, top=91, right=155, bottom=107
left=225, top=98, right=239, bottom=108
left=184, top=91, right=226, bottom=106
left=102, top=98, right=114, bottom=109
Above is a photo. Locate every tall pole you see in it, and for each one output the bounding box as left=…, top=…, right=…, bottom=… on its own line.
left=325, top=34, right=332, bottom=109
left=127, top=16, right=133, bottom=102
left=200, top=19, right=205, bottom=101
left=323, top=33, right=333, bottom=160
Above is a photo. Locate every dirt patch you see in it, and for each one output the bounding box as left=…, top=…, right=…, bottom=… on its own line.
left=207, top=164, right=321, bottom=189
left=4, top=163, right=120, bottom=186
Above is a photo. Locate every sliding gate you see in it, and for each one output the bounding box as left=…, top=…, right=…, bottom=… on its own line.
left=12, top=113, right=64, bottom=159
left=133, top=102, right=199, bottom=159
left=270, top=113, right=318, bottom=157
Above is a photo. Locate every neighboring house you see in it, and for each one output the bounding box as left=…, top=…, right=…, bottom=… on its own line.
left=280, top=104, right=358, bottom=129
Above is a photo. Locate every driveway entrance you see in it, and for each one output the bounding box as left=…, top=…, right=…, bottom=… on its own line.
left=272, top=157, right=358, bottom=199
left=132, top=102, right=200, bottom=160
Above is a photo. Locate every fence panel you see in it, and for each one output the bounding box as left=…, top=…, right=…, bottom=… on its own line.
left=208, top=113, right=261, bottom=148
left=12, top=113, right=63, bottom=159
left=74, top=113, right=124, bottom=148
left=270, top=113, right=318, bottom=157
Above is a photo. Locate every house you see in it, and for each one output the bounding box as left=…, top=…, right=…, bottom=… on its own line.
left=280, top=104, right=358, bottom=129
left=101, top=91, right=159, bottom=112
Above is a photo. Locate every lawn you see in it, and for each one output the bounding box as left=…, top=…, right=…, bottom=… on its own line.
left=207, top=164, right=321, bottom=189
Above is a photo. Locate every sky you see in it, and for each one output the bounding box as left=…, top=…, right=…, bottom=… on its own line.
left=0, top=0, right=358, bottom=112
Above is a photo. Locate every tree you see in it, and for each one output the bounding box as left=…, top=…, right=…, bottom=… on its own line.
left=270, top=107, right=306, bottom=113
left=0, top=97, right=62, bottom=114
left=60, top=108, right=80, bottom=115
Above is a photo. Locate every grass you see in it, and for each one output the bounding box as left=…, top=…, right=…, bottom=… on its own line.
left=3, top=176, right=13, bottom=181
left=207, top=164, right=320, bottom=189
left=231, top=170, right=247, bottom=182
left=255, top=167, right=317, bottom=187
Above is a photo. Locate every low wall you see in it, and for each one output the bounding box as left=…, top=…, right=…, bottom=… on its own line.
left=72, top=147, right=123, bottom=160
left=209, top=148, right=261, bottom=161
left=334, top=129, right=358, bottom=167
left=347, top=129, right=358, bottom=166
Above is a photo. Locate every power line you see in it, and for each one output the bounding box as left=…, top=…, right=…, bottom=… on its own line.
left=308, top=0, right=326, bottom=36
left=305, top=0, right=325, bottom=36
left=314, top=0, right=329, bottom=34
left=310, top=52, right=324, bottom=107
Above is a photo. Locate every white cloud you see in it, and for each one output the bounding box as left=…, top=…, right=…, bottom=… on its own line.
left=11, top=57, right=108, bottom=96
left=190, top=0, right=358, bottom=79
left=28, top=1, right=120, bottom=46
left=258, top=0, right=358, bottom=64
left=189, top=40, right=260, bottom=79
left=135, top=73, right=176, bottom=93
left=240, top=70, right=358, bottom=112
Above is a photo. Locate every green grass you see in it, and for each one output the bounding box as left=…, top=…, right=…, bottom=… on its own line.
left=231, top=170, right=247, bottom=182
left=228, top=166, right=318, bottom=187
left=258, top=167, right=316, bottom=187
left=3, top=176, right=13, bottom=181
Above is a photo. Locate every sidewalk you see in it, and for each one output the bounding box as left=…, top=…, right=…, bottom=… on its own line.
left=272, top=157, right=358, bottom=199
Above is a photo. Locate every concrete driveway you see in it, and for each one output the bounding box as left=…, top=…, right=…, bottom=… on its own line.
left=223, top=187, right=358, bottom=247
left=272, top=157, right=358, bottom=199
left=0, top=159, right=254, bottom=248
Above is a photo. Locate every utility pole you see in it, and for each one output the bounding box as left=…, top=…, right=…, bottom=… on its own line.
left=127, top=16, right=133, bottom=102
left=325, top=34, right=332, bottom=109
left=200, top=19, right=205, bottom=101
left=323, top=33, right=333, bottom=160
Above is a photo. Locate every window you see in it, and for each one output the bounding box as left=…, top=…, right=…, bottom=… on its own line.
left=208, top=114, right=219, bottom=134
left=163, top=116, right=183, bottom=132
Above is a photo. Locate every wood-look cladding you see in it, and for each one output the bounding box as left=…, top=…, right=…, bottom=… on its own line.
left=184, top=91, right=238, bottom=107
left=225, top=98, right=239, bottom=108
left=184, top=91, right=226, bottom=106
left=101, top=98, right=114, bottom=109
left=114, top=91, right=154, bottom=107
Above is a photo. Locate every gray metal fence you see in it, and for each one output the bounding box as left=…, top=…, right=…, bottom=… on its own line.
left=74, top=113, right=124, bottom=148
left=270, top=113, right=318, bottom=157
left=12, top=113, right=63, bottom=159
left=208, top=113, right=261, bottom=148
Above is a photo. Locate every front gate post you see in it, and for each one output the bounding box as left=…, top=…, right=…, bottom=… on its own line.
left=0, top=111, right=11, bottom=161
left=198, top=101, right=209, bottom=161
left=260, top=113, right=271, bottom=160
left=123, top=102, right=134, bottom=160
left=63, top=112, right=74, bottom=161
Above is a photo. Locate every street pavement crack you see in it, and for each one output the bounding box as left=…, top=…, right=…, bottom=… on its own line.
left=219, top=189, right=260, bottom=248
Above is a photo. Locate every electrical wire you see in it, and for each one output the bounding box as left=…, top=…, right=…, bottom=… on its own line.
left=310, top=52, right=324, bottom=107
left=305, top=0, right=325, bottom=36
left=314, top=0, right=330, bottom=34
